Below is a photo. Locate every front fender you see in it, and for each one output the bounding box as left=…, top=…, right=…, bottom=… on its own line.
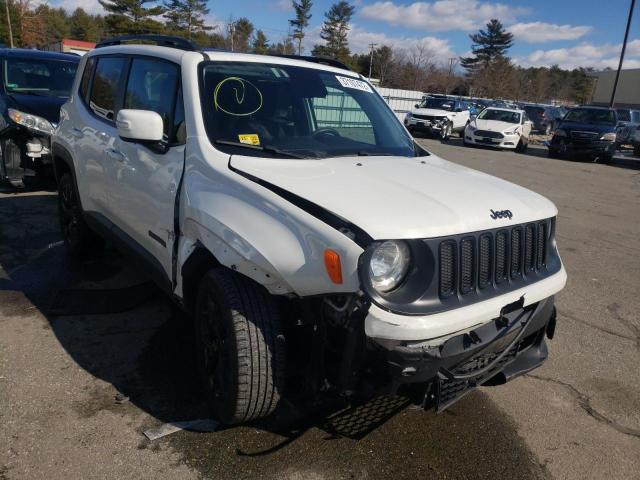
left=177, top=141, right=365, bottom=297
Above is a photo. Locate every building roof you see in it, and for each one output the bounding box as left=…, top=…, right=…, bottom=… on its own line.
left=62, top=39, right=96, bottom=49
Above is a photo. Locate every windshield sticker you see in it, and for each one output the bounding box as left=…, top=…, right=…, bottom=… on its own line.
left=214, top=77, right=263, bottom=116
left=238, top=134, right=260, bottom=146
left=335, top=75, right=373, bottom=93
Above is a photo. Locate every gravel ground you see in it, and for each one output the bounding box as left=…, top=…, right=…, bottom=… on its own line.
left=1, top=140, right=638, bottom=479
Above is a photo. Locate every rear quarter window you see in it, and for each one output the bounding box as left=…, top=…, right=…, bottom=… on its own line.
left=79, top=57, right=96, bottom=103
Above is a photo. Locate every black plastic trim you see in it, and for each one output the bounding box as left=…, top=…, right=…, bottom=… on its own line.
left=96, top=35, right=199, bottom=51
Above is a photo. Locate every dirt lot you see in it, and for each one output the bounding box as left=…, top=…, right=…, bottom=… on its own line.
left=1, top=141, right=639, bottom=479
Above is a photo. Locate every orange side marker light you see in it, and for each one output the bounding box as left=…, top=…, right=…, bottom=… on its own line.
left=324, top=249, right=343, bottom=284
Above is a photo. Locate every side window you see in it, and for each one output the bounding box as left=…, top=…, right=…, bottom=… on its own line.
left=124, top=58, right=180, bottom=141
left=89, top=57, right=126, bottom=122
left=309, top=86, right=375, bottom=145
left=79, top=57, right=95, bottom=103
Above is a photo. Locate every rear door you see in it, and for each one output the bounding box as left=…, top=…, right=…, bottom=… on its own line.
left=106, top=56, right=185, bottom=281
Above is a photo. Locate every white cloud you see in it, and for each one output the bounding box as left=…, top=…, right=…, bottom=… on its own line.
left=509, top=22, right=592, bottom=43
left=360, top=0, right=528, bottom=32
left=274, top=0, right=291, bottom=12
left=302, top=24, right=455, bottom=64
left=515, top=39, right=640, bottom=69
left=52, top=0, right=105, bottom=15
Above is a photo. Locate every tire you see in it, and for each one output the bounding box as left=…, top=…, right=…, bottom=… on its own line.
left=547, top=148, right=559, bottom=158
left=440, top=122, right=452, bottom=142
left=598, top=154, right=613, bottom=164
left=515, top=139, right=527, bottom=153
left=1, top=139, right=24, bottom=188
left=194, top=268, right=285, bottom=425
left=58, top=172, right=97, bottom=255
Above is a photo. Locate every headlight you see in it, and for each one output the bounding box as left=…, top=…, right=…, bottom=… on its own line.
left=553, top=129, right=567, bottom=137
left=600, top=132, right=616, bottom=141
left=8, top=108, right=54, bottom=135
left=369, top=240, right=411, bottom=293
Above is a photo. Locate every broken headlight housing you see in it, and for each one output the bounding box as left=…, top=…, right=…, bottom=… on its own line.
left=8, top=108, right=54, bottom=135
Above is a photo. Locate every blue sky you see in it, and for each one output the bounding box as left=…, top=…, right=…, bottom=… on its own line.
left=56, top=0, right=640, bottom=69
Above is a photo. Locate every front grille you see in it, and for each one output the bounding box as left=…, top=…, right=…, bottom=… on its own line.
left=474, top=130, right=504, bottom=139
left=437, top=220, right=551, bottom=298
left=570, top=130, right=598, bottom=141
left=413, top=114, right=443, bottom=121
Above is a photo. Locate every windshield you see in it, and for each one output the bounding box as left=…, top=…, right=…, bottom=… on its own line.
left=418, top=97, right=455, bottom=111
left=4, top=58, right=78, bottom=97
left=564, top=108, right=616, bottom=125
left=199, top=62, right=416, bottom=159
left=477, top=108, right=521, bottom=124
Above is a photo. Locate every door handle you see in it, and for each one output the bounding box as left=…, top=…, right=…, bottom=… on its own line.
left=105, top=147, right=128, bottom=163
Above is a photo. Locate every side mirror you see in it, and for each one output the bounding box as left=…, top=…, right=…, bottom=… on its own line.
left=116, top=109, right=164, bottom=142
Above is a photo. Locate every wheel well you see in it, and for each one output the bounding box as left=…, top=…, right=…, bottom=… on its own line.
left=181, top=243, right=222, bottom=314
left=53, top=155, right=71, bottom=184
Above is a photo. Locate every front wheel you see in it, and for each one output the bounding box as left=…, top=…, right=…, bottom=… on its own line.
left=440, top=122, right=452, bottom=142
left=195, top=269, right=285, bottom=425
left=515, top=139, right=527, bottom=153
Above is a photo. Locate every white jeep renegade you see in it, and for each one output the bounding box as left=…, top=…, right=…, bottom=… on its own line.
left=52, top=35, right=567, bottom=425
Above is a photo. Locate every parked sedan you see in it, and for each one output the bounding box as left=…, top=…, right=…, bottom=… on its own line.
left=464, top=107, right=532, bottom=152
left=548, top=107, right=617, bottom=162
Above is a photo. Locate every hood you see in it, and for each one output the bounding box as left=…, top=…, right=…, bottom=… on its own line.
left=557, top=120, right=615, bottom=134
left=411, top=108, right=451, bottom=117
left=473, top=119, right=519, bottom=132
left=230, top=154, right=558, bottom=240
left=7, top=93, right=68, bottom=124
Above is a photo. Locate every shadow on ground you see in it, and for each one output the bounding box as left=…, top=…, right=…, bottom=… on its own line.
left=0, top=192, right=549, bottom=480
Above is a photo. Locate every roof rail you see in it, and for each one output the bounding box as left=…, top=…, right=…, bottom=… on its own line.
left=272, top=54, right=351, bottom=71
left=95, top=35, right=199, bottom=51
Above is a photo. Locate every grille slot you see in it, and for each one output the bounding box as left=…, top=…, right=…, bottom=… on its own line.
left=495, top=231, right=508, bottom=284
left=524, top=224, right=535, bottom=272
left=478, top=234, right=491, bottom=289
left=439, top=241, right=456, bottom=297
left=460, top=238, right=475, bottom=294
left=511, top=228, right=522, bottom=278
left=537, top=222, right=547, bottom=268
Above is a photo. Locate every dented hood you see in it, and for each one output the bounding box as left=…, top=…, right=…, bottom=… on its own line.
left=230, top=153, right=558, bottom=240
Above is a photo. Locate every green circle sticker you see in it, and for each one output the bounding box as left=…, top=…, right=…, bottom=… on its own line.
left=213, top=77, right=263, bottom=116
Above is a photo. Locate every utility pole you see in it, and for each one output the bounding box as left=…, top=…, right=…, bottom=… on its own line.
left=610, top=0, right=636, bottom=107
left=228, top=21, right=236, bottom=52
left=368, top=43, right=377, bottom=79
left=446, top=57, right=456, bottom=94
left=4, top=0, right=13, bottom=49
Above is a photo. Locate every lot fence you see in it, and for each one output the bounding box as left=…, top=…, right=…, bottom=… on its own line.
left=312, top=86, right=425, bottom=128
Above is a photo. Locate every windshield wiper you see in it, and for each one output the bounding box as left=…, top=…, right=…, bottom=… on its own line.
left=214, top=140, right=310, bottom=159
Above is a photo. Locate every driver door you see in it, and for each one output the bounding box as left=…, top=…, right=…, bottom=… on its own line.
left=106, top=57, right=185, bottom=282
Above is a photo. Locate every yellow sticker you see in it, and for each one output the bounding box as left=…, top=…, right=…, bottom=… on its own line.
left=238, top=134, right=260, bottom=145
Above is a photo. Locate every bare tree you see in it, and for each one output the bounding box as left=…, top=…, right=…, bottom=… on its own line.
left=404, top=41, right=435, bottom=91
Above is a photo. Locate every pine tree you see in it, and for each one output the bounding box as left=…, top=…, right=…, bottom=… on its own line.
left=98, top=0, right=165, bottom=35
left=311, top=1, right=354, bottom=62
left=163, top=0, right=211, bottom=39
left=460, top=19, right=514, bottom=73
left=252, top=30, right=269, bottom=54
left=289, top=0, right=312, bottom=55
left=230, top=17, right=254, bottom=52
left=70, top=8, right=104, bottom=42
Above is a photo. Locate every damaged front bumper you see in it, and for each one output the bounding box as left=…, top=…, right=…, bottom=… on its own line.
left=375, top=296, right=556, bottom=411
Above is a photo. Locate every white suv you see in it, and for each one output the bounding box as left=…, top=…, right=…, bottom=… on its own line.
left=404, top=96, right=471, bottom=140
left=52, top=35, right=567, bottom=425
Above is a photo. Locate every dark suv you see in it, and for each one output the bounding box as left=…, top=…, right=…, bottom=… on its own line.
left=522, top=104, right=565, bottom=134
left=548, top=106, right=617, bottom=162
left=0, top=49, right=79, bottom=186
